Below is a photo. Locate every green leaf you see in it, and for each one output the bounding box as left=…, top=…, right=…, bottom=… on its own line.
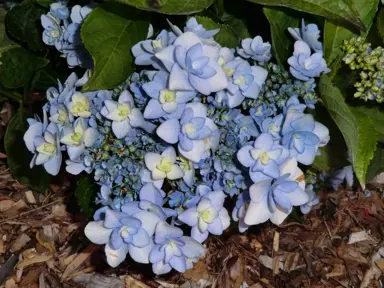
left=75, top=175, right=98, bottom=218
left=5, top=0, right=45, bottom=51
left=224, top=17, right=250, bottom=39
left=30, top=64, right=61, bottom=91
left=81, top=3, right=149, bottom=91
left=5, top=109, right=49, bottom=192
left=319, top=75, right=377, bottom=186
left=324, top=0, right=379, bottom=74
left=248, top=0, right=364, bottom=30
left=263, top=7, right=300, bottom=68
left=366, top=146, right=384, bottom=182
left=113, top=0, right=214, bottom=15
left=353, top=106, right=384, bottom=143
left=36, top=0, right=54, bottom=7
left=0, top=47, right=49, bottom=88
left=194, top=16, right=239, bottom=48
left=377, top=7, right=384, bottom=44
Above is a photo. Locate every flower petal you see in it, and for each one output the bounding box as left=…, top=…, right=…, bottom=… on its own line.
left=84, top=221, right=113, bottom=244
left=157, top=119, right=181, bottom=144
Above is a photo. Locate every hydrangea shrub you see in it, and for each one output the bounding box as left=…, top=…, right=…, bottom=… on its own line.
left=1, top=0, right=383, bottom=276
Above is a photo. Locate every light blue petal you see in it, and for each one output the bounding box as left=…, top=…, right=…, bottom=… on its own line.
left=128, top=238, right=154, bottom=264
left=169, top=255, right=187, bottom=272
left=178, top=207, right=198, bottom=226
left=169, top=64, right=194, bottom=91
left=152, top=260, right=172, bottom=275
left=179, top=236, right=205, bottom=258
left=156, top=119, right=181, bottom=144
left=149, top=244, right=164, bottom=263
left=67, top=145, right=85, bottom=160
left=133, top=211, right=161, bottom=237
left=43, top=153, right=62, bottom=176
left=190, top=225, right=209, bottom=243
left=154, top=221, right=183, bottom=244
left=131, top=228, right=150, bottom=248
left=140, top=183, right=163, bottom=206
left=112, top=119, right=131, bottom=139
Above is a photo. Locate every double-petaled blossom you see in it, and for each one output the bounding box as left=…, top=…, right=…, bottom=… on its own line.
left=142, top=70, right=196, bottom=120
left=288, top=19, right=323, bottom=53
left=260, top=114, right=284, bottom=140
left=237, top=133, right=285, bottom=183
left=24, top=111, right=62, bottom=176
left=149, top=221, right=205, bottom=274
left=232, top=191, right=250, bottom=232
left=60, top=118, right=99, bottom=160
left=178, top=189, right=230, bottom=243
left=41, top=14, right=64, bottom=46
left=46, top=72, right=78, bottom=107
left=156, top=102, right=219, bottom=163
left=132, top=29, right=176, bottom=69
left=244, top=158, right=308, bottom=226
left=144, top=147, right=184, bottom=181
left=281, top=109, right=329, bottom=165
left=288, top=41, right=330, bottom=81
left=139, top=183, right=176, bottom=219
left=300, top=184, right=319, bottom=214
left=184, top=17, right=220, bottom=41
left=155, top=32, right=228, bottom=95
left=100, top=91, right=145, bottom=139
left=85, top=205, right=162, bottom=267
left=222, top=59, right=268, bottom=108
left=237, top=36, right=272, bottom=64
left=66, top=91, right=92, bottom=119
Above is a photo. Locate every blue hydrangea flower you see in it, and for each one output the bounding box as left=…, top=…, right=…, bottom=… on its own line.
left=60, top=118, right=99, bottom=160
left=96, top=185, right=113, bottom=206
left=168, top=191, right=185, bottom=208
left=260, top=114, right=284, bottom=140
left=41, top=14, right=64, bottom=46
left=142, top=71, right=196, bottom=119
left=24, top=111, right=62, bottom=176
left=149, top=221, right=205, bottom=274
left=281, top=109, right=329, bottom=165
left=156, top=103, right=219, bottom=163
left=237, top=36, right=272, bottom=63
left=155, top=32, right=228, bottom=95
left=245, top=158, right=308, bottom=226
left=223, top=59, right=268, bottom=108
left=139, top=183, right=176, bottom=219
left=84, top=207, right=160, bottom=267
left=288, top=41, right=330, bottom=81
left=232, top=191, right=250, bottom=232
left=50, top=2, right=70, bottom=20
left=250, top=103, right=274, bottom=124
left=144, top=146, right=184, bottom=181
left=132, top=29, right=176, bottom=69
left=237, top=133, right=284, bottom=182
left=233, top=114, right=259, bottom=145
left=100, top=91, right=145, bottom=139
left=46, top=72, right=78, bottom=107
left=300, top=184, right=319, bottom=214
left=178, top=189, right=230, bottom=243
left=288, top=19, right=323, bottom=53
left=184, top=17, right=220, bottom=40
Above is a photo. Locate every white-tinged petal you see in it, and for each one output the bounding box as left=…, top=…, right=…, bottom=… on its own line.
left=144, top=99, right=166, bottom=119
left=219, top=208, right=230, bottom=230
left=144, top=152, right=161, bottom=171
left=270, top=206, right=290, bottom=226
left=118, top=90, right=134, bottom=107
left=156, top=119, right=181, bottom=144
left=167, top=165, right=184, bottom=180
left=83, top=128, right=99, bottom=147
left=155, top=46, right=175, bottom=72
left=105, top=243, right=128, bottom=268
left=152, top=168, right=167, bottom=180
left=128, top=238, right=154, bottom=264
left=169, top=64, right=194, bottom=91
left=178, top=207, right=198, bottom=226
left=44, top=153, right=61, bottom=176
left=84, top=221, right=113, bottom=244
left=161, top=146, right=176, bottom=163
left=133, top=211, right=161, bottom=237
left=185, top=102, right=207, bottom=118
left=67, top=145, right=85, bottom=160
left=191, top=225, right=209, bottom=243
left=178, top=140, right=205, bottom=163
left=174, top=32, right=202, bottom=50
left=129, top=108, right=145, bottom=127
left=112, top=119, right=132, bottom=139
left=237, top=145, right=255, bottom=167
left=244, top=197, right=272, bottom=225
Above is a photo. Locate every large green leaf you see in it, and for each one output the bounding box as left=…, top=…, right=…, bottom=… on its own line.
left=5, top=0, right=45, bottom=51
left=377, top=7, right=384, bottom=44
left=353, top=106, right=384, bottom=143
left=5, top=109, right=49, bottom=192
left=0, top=7, right=49, bottom=88
left=366, top=146, right=384, bottom=182
left=263, top=7, right=300, bottom=68
left=75, top=175, right=98, bottom=218
left=319, top=75, right=377, bottom=186
left=224, top=17, right=251, bottom=39
left=113, top=0, right=214, bottom=15
left=248, top=0, right=364, bottom=30
left=81, top=3, right=149, bottom=91
left=0, top=47, right=49, bottom=88
left=324, top=0, right=379, bottom=74
left=194, top=16, right=239, bottom=48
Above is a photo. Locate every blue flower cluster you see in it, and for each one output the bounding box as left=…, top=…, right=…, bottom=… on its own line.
left=41, top=1, right=94, bottom=68
left=24, top=15, right=331, bottom=274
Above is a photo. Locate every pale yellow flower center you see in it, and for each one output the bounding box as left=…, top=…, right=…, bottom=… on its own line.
left=37, top=143, right=56, bottom=156
left=259, top=152, right=270, bottom=165
left=157, top=157, right=172, bottom=173
left=117, top=103, right=131, bottom=117
left=159, top=89, right=176, bottom=103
